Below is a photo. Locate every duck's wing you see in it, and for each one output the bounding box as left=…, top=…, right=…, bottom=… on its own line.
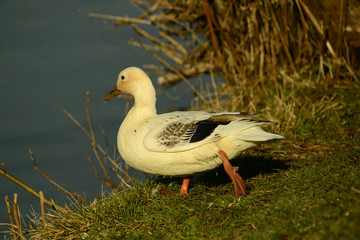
left=143, top=111, right=276, bottom=153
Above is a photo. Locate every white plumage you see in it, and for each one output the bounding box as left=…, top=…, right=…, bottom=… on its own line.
left=103, top=67, right=284, bottom=196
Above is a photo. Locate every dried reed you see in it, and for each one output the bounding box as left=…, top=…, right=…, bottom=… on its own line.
left=2, top=194, right=26, bottom=239
left=89, top=0, right=358, bottom=136
left=62, top=92, right=133, bottom=189
left=1, top=92, right=133, bottom=238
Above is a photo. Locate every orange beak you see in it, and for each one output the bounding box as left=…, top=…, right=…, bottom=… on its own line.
left=103, top=85, right=123, bottom=101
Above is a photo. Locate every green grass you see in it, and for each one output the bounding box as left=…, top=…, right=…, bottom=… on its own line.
left=27, top=144, right=360, bottom=239
left=24, top=81, right=360, bottom=239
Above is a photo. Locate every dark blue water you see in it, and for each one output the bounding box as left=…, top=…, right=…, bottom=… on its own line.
left=0, top=0, right=194, bottom=229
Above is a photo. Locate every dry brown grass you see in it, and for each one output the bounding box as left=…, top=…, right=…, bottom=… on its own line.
left=89, top=0, right=359, bottom=137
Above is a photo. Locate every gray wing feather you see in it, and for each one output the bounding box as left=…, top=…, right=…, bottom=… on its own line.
left=143, top=111, right=275, bottom=153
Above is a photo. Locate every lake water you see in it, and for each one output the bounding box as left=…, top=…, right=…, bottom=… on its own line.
left=0, top=0, right=195, bottom=228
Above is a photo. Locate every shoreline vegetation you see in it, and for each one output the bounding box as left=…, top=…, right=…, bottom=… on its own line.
left=1, top=0, right=359, bottom=239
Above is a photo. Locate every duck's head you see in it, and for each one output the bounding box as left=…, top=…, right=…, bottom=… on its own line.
left=103, top=67, right=155, bottom=102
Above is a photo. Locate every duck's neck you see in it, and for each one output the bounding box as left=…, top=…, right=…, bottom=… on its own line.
left=132, top=87, right=157, bottom=116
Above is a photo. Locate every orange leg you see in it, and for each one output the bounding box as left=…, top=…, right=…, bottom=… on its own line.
left=218, top=150, right=247, bottom=196
left=159, top=177, right=190, bottom=196
left=179, top=177, right=191, bottom=196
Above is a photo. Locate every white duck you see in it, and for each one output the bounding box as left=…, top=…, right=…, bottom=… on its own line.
left=103, top=67, right=284, bottom=196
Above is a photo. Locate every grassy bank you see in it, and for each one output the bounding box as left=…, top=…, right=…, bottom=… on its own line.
left=4, top=75, right=360, bottom=240
left=25, top=82, right=359, bottom=239
left=27, top=143, right=360, bottom=239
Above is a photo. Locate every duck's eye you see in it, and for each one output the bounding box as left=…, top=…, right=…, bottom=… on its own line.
left=121, top=75, right=125, bottom=80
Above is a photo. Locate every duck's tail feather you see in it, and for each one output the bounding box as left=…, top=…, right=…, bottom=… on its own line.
left=236, top=126, right=285, bottom=143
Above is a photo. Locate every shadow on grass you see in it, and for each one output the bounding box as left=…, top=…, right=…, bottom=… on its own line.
left=156, top=153, right=291, bottom=190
